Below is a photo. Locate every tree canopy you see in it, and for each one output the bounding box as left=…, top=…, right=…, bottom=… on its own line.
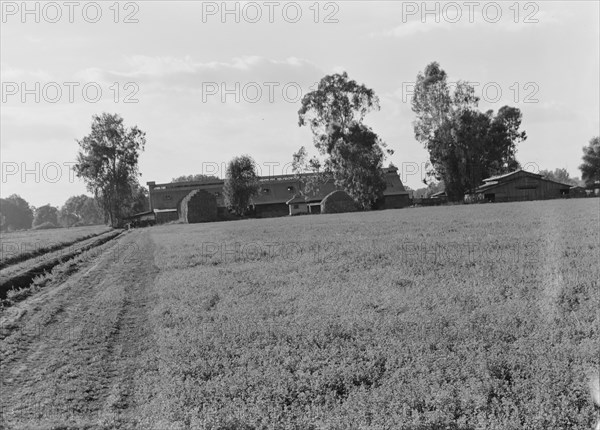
left=172, top=174, right=220, bottom=183
left=297, top=72, right=391, bottom=209
left=33, top=204, right=59, bottom=228
left=223, top=155, right=259, bottom=216
left=411, top=62, right=526, bottom=201
left=74, top=113, right=146, bottom=227
left=0, top=194, right=34, bottom=231
left=59, top=195, right=104, bottom=227
left=538, top=168, right=582, bottom=187
left=579, top=136, right=600, bottom=188
left=129, top=183, right=149, bottom=215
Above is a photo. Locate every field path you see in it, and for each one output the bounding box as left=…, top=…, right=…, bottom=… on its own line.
left=0, top=230, right=160, bottom=429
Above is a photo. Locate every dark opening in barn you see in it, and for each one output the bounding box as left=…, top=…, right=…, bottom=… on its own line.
left=180, top=189, right=218, bottom=223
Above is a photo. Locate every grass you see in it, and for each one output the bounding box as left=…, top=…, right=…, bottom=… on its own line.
left=0, top=224, right=110, bottom=266
left=136, top=198, right=599, bottom=429
left=1, top=199, right=598, bottom=429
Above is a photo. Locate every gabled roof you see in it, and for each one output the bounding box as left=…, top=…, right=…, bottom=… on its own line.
left=475, top=169, right=574, bottom=193
left=286, top=194, right=306, bottom=205
left=124, top=210, right=154, bottom=220
left=482, top=169, right=542, bottom=182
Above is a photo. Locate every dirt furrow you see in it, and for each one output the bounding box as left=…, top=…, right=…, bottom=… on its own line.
left=0, top=230, right=159, bottom=430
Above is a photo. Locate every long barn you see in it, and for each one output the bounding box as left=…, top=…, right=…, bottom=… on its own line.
left=473, top=170, right=574, bottom=202
left=143, top=166, right=410, bottom=224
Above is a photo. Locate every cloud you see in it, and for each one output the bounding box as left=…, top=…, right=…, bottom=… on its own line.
left=74, top=55, right=327, bottom=110
left=1, top=66, right=53, bottom=81
left=100, top=55, right=323, bottom=85
left=371, top=2, right=563, bottom=39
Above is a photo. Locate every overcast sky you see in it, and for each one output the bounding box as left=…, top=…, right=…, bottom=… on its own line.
left=1, top=1, right=599, bottom=207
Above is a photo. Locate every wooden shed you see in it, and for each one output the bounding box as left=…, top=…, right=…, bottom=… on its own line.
left=125, top=210, right=156, bottom=227
left=474, top=170, right=572, bottom=202
left=286, top=194, right=308, bottom=216
left=154, top=209, right=179, bottom=224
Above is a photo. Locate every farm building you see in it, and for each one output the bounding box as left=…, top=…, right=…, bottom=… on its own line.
left=320, top=190, right=358, bottom=214
left=286, top=194, right=308, bottom=216
left=142, top=167, right=410, bottom=224
left=124, top=210, right=155, bottom=227
left=471, top=170, right=574, bottom=202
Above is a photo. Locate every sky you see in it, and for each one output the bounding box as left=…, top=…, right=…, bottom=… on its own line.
left=1, top=0, right=599, bottom=208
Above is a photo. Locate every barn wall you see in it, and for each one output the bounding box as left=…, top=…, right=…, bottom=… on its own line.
left=383, top=194, right=410, bottom=209
left=150, top=184, right=224, bottom=212
left=481, top=176, right=570, bottom=202
left=148, top=167, right=411, bottom=219
left=255, top=203, right=289, bottom=218
left=155, top=211, right=179, bottom=224
left=288, top=203, right=308, bottom=215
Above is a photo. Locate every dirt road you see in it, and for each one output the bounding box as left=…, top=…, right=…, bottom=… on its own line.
left=0, top=230, right=160, bottom=429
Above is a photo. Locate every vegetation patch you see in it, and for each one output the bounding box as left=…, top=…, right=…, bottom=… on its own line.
left=0, top=225, right=111, bottom=269
left=137, top=199, right=599, bottom=429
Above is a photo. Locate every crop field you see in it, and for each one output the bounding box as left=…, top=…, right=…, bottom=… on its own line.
left=0, top=224, right=111, bottom=266
left=1, top=199, right=599, bottom=429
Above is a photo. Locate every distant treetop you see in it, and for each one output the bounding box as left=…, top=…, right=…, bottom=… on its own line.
left=172, top=174, right=220, bottom=183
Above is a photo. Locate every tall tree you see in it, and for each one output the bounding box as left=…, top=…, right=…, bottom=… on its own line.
left=579, top=136, right=600, bottom=188
left=33, top=204, right=59, bottom=227
left=0, top=194, right=34, bottom=231
left=327, top=123, right=388, bottom=209
left=223, top=155, right=259, bottom=216
left=297, top=72, right=391, bottom=209
left=74, top=113, right=146, bottom=227
left=291, top=146, right=329, bottom=200
left=411, top=62, right=526, bottom=201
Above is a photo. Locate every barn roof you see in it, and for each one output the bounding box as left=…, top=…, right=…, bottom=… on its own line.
left=475, top=170, right=573, bottom=193
left=148, top=168, right=402, bottom=188
left=482, top=169, right=542, bottom=182
left=124, top=210, right=154, bottom=221
left=153, top=208, right=178, bottom=213
left=148, top=167, right=408, bottom=208
left=285, top=194, right=306, bottom=205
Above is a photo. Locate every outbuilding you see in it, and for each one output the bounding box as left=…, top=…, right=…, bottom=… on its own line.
left=473, top=170, right=573, bottom=202
left=147, top=166, right=411, bottom=222
left=286, top=194, right=308, bottom=215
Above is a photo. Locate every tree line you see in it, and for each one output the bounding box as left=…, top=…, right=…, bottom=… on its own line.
left=3, top=63, right=598, bottom=229
left=221, top=66, right=599, bottom=212
left=0, top=187, right=149, bottom=233
left=410, top=62, right=598, bottom=201
left=1, top=113, right=149, bottom=232
left=1, top=194, right=102, bottom=232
